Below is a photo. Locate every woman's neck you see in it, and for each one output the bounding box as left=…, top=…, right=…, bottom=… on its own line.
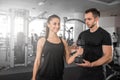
left=47, top=32, right=60, bottom=43
left=48, top=32, right=58, bottom=39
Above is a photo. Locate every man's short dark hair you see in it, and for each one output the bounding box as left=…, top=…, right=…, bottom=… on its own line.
left=85, top=8, right=100, bottom=18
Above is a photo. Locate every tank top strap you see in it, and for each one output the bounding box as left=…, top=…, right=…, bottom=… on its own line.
left=43, top=37, right=47, bottom=45
left=41, top=37, right=47, bottom=56
left=59, top=37, right=64, bottom=45
left=59, top=37, right=66, bottom=56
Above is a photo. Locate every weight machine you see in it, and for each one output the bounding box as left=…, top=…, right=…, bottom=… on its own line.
left=63, top=17, right=85, bottom=46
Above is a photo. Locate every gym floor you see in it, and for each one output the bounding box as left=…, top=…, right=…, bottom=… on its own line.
left=0, top=64, right=80, bottom=80
left=0, top=49, right=120, bottom=80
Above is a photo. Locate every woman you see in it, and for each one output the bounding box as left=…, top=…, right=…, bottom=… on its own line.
left=32, top=14, right=83, bottom=80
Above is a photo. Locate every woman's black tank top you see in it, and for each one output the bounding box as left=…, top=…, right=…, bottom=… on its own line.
left=37, top=38, right=65, bottom=80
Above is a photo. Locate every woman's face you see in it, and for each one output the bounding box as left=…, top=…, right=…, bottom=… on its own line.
left=48, top=18, right=60, bottom=33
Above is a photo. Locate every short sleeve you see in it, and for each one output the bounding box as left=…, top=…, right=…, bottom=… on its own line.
left=102, top=33, right=112, bottom=45
left=77, top=31, right=84, bottom=41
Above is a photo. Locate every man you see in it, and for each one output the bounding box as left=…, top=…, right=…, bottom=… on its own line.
left=77, top=8, right=113, bottom=80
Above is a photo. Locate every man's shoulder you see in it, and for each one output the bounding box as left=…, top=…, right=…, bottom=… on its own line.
left=99, top=27, right=111, bottom=38
left=78, top=30, right=89, bottom=38
left=81, top=29, right=89, bottom=34
left=99, top=27, right=110, bottom=34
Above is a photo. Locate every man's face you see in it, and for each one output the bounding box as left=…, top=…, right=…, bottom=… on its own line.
left=84, top=12, right=97, bottom=28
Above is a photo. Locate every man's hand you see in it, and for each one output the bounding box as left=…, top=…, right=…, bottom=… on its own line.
left=76, top=60, right=92, bottom=67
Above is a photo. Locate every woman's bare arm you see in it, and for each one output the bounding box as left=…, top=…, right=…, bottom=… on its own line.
left=62, top=39, right=83, bottom=64
left=32, top=38, right=45, bottom=80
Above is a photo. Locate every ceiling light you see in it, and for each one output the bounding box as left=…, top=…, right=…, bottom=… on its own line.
left=38, top=0, right=47, bottom=6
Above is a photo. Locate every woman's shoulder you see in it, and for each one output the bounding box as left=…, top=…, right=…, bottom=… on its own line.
left=39, top=37, right=46, bottom=41
left=37, top=37, right=46, bottom=46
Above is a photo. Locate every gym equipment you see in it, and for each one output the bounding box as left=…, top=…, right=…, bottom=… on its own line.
left=63, top=17, right=85, bottom=46
left=105, top=64, right=120, bottom=80
left=105, top=47, right=120, bottom=80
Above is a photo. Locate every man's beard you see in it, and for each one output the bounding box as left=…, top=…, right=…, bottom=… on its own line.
left=89, top=22, right=96, bottom=28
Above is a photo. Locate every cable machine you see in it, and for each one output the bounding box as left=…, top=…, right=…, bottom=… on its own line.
left=63, top=17, right=85, bottom=46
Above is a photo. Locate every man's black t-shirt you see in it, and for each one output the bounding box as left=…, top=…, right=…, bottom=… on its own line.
left=78, top=27, right=112, bottom=69
left=77, top=27, right=112, bottom=80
